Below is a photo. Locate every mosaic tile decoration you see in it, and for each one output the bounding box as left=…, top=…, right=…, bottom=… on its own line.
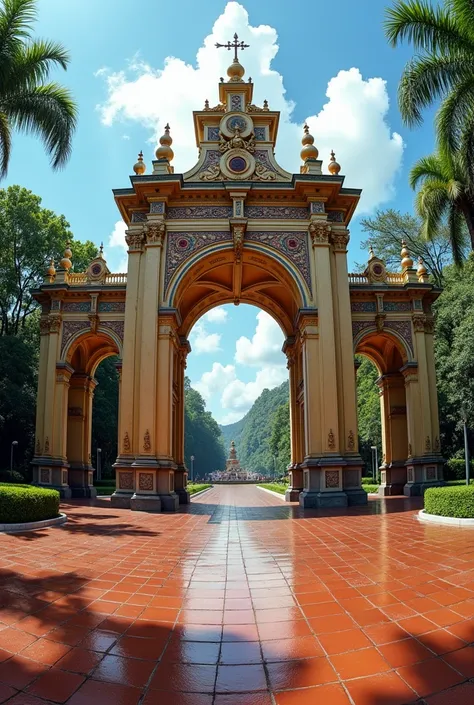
left=245, top=231, right=311, bottom=291
left=230, top=94, right=242, bottom=111
left=131, top=211, right=147, bottom=223
left=244, top=205, right=308, bottom=219
left=61, top=321, right=90, bottom=356
left=352, top=320, right=376, bottom=341
left=100, top=320, right=125, bottom=345
left=351, top=301, right=377, bottom=313
left=207, top=126, right=220, bottom=141
left=150, top=202, right=165, bottom=214
left=165, top=231, right=231, bottom=291
left=167, top=206, right=232, bottom=220
left=327, top=210, right=345, bottom=222
left=310, top=202, right=325, bottom=214
left=254, top=127, right=266, bottom=141
left=63, top=302, right=91, bottom=313
left=385, top=319, right=414, bottom=357
left=383, top=301, right=411, bottom=312
left=254, top=150, right=279, bottom=176
left=98, top=301, right=126, bottom=313
left=194, top=149, right=220, bottom=178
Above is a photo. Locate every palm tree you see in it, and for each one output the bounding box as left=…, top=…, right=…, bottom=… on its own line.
left=385, top=0, right=474, bottom=153
left=0, top=0, right=77, bottom=177
left=410, top=145, right=471, bottom=264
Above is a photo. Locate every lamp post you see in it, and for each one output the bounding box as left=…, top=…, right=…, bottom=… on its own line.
left=371, top=445, right=378, bottom=482
left=10, top=441, right=18, bottom=472
left=96, top=448, right=102, bottom=481
left=190, top=455, right=195, bottom=483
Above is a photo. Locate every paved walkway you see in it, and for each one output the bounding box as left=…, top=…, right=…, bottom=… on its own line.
left=0, top=485, right=474, bottom=704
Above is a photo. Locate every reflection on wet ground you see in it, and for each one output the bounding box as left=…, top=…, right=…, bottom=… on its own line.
left=0, top=484, right=473, bottom=703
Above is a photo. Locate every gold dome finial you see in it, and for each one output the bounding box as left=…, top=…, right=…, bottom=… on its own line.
left=133, top=150, right=146, bottom=175
left=300, top=123, right=319, bottom=162
left=417, top=256, right=428, bottom=279
left=328, top=149, right=341, bottom=175
left=47, top=257, right=56, bottom=277
left=59, top=241, right=72, bottom=271
left=368, top=245, right=375, bottom=261
left=99, top=242, right=104, bottom=258
left=155, top=124, right=174, bottom=162
left=400, top=239, right=414, bottom=270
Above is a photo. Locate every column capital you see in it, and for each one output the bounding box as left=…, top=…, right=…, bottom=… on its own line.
left=309, top=220, right=331, bottom=247
left=144, top=220, right=166, bottom=247
left=330, top=229, right=350, bottom=252
left=125, top=226, right=146, bottom=253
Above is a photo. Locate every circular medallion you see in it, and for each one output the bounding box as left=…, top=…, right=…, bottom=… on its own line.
left=219, top=111, right=253, bottom=139
left=91, top=263, right=102, bottom=276
left=178, top=238, right=190, bottom=249
left=373, top=263, right=383, bottom=275
left=229, top=156, right=247, bottom=173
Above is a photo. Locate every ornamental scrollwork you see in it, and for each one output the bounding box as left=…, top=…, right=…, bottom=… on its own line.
left=199, top=164, right=222, bottom=181
left=125, top=230, right=146, bottom=252
left=412, top=315, right=426, bottom=333
left=219, top=127, right=256, bottom=154
left=347, top=430, right=355, bottom=451
left=331, top=231, right=350, bottom=251
left=40, top=317, right=50, bottom=335
left=143, top=429, right=151, bottom=452
left=328, top=429, right=336, bottom=450
left=309, top=221, right=331, bottom=246
left=232, top=224, right=245, bottom=264
left=145, top=221, right=166, bottom=246
left=48, top=316, right=61, bottom=334
left=425, top=317, right=435, bottom=334
left=253, top=161, right=276, bottom=181
left=123, top=431, right=131, bottom=453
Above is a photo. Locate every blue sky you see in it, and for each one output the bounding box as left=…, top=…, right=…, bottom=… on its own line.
left=6, top=0, right=438, bottom=424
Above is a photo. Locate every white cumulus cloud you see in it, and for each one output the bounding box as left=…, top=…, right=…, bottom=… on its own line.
left=193, top=362, right=236, bottom=400
left=235, top=311, right=284, bottom=367
left=190, top=322, right=222, bottom=354
left=96, top=1, right=403, bottom=214
left=204, top=307, right=228, bottom=324
left=108, top=220, right=128, bottom=272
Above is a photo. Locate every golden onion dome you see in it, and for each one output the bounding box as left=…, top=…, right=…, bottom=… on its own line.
left=133, top=150, right=146, bottom=175
left=300, top=124, right=319, bottom=161
left=227, top=58, right=245, bottom=82
left=328, top=149, right=341, bottom=175
left=400, top=239, right=414, bottom=269
left=59, top=242, right=72, bottom=271
left=155, top=124, right=174, bottom=162
left=417, top=257, right=428, bottom=277
left=47, top=258, right=56, bottom=277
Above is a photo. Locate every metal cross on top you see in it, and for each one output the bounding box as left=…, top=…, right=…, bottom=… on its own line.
left=215, top=33, right=250, bottom=62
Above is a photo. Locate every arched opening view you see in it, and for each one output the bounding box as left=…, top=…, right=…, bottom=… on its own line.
left=185, top=303, right=289, bottom=485
left=91, top=356, right=120, bottom=491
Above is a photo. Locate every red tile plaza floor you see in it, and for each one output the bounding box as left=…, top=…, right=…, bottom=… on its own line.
left=1, top=485, right=474, bottom=704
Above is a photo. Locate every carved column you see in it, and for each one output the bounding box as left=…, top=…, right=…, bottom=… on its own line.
left=377, top=373, right=408, bottom=495
left=331, top=229, right=365, bottom=505
left=174, top=342, right=191, bottom=504
left=67, top=374, right=97, bottom=498
left=112, top=225, right=145, bottom=508
left=283, top=338, right=303, bottom=501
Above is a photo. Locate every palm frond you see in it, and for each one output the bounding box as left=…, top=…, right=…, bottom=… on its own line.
left=385, top=0, right=474, bottom=53
left=3, top=39, right=70, bottom=91
left=0, top=111, right=12, bottom=178
left=3, top=83, right=77, bottom=169
left=447, top=0, right=474, bottom=43
left=398, top=54, right=472, bottom=125
left=446, top=179, right=464, bottom=201
left=410, top=153, right=447, bottom=188
left=0, top=0, right=36, bottom=40
left=458, top=116, right=474, bottom=184
left=416, top=181, right=450, bottom=238
left=436, top=77, right=474, bottom=152
left=447, top=201, right=466, bottom=265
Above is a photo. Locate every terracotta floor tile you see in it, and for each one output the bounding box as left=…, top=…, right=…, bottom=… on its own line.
left=111, top=635, right=167, bottom=660
left=214, top=694, right=272, bottom=705
left=150, top=662, right=217, bottom=692
left=161, top=637, right=220, bottom=664
left=398, top=657, right=464, bottom=697
left=92, top=653, right=154, bottom=687
left=0, top=683, right=17, bottom=703
left=47, top=625, right=91, bottom=646
left=442, top=645, right=474, bottom=676
left=21, top=637, right=71, bottom=665
left=274, top=683, right=351, bottom=705
left=78, top=629, right=118, bottom=652
left=177, top=624, right=223, bottom=642
left=425, top=608, right=465, bottom=627
left=317, top=628, right=372, bottom=655
left=301, top=601, right=343, bottom=619
left=417, top=628, right=467, bottom=655
left=143, top=693, right=213, bottom=705
left=330, top=645, right=391, bottom=679
left=0, top=655, right=46, bottom=688
left=27, top=667, right=85, bottom=703
left=222, top=624, right=259, bottom=642
left=267, top=656, right=337, bottom=690
left=261, top=635, right=323, bottom=662
left=215, top=664, right=267, bottom=693
left=220, top=641, right=262, bottom=664
left=447, top=619, right=474, bottom=642
left=55, top=646, right=103, bottom=674
left=0, top=628, right=37, bottom=653
left=258, top=620, right=311, bottom=641
left=425, top=682, right=474, bottom=705
left=67, top=679, right=141, bottom=705
left=308, top=614, right=356, bottom=634
left=345, top=671, right=417, bottom=705
left=379, top=637, right=434, bottom=667
left=398, top=615, right=437, bottom=636
left=223, top=610, right=256, bottom=625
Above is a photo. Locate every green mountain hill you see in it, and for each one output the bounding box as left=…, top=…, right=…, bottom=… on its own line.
left=220, top=380, right=290, bottom=476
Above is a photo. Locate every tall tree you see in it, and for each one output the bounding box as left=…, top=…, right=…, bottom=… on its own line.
left=0, top=185, right=97, bottom=335
left=184, top=378, right=226, bottom=478
left=385, top=0, right=474, bottom=153
left=269, top=401, right=290, bottom=476
left=359, top=208, right=456, bottom=285
left=356, top=356, right=382, bottom=474
left=0, top=0, right=77, bottom=176
left=410, top=146, right=473, bottom=259
left=91, top=357, right=119, bottom=477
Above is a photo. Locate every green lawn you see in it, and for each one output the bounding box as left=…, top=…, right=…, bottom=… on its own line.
left=187, top=483, right=212, bottom=495
left=362, top=484, right=379, bottom=494
left=258, top=483, right=288, bottom=495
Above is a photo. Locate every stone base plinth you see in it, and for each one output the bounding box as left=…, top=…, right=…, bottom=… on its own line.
left=31, top=457, right=72, bottom=498
left=299, top=489, right=348, bottom=509
left=345, top=488, right=368, bottom=506
left=160, top=493, right=179, bottom=511
left=176, top=489, right=190, bottom=505
left=110, top=491, right=132, bottom=508
left=174, top=465, right=190, bottom=504
left=285, top=488, right=302, bottom=502
left=379, top=463, right=407, bottom=496
left=130, top=494, right=162, bottom=512
left=404, top=457, right=445, bottom=497
left=71, top=486, right=97, bottom=499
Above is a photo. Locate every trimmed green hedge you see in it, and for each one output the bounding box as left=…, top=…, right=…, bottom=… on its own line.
left=0, top=485, right=60, bottom=524
left=258, top=483, right=288, bottom=495
left=188, top=483, right=212, bottom=495
left=362, top=484, right=379, bottom=494
left=445, top=458, right=474, bottom=481
left=424, top=485, right=474, bottom=518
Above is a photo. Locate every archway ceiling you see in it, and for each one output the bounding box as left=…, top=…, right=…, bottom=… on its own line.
left=356, top=333, right=405, bottom=375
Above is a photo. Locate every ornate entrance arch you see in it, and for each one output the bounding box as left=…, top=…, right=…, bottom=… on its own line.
left=32, top=48, right=444, bottom=509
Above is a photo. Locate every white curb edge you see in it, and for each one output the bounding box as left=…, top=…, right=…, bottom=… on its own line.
left=0, top=513, right=67, bottom=533
left=190, top=485, right=214, bottom=500
left=257, top=485, right=287, bottom=501
left=418, top=509, right=474, bottom=527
